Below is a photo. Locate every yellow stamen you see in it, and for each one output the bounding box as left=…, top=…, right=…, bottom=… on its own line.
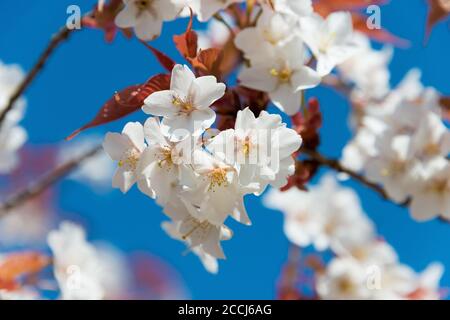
left=172, top=96, right=194, bottom=114
left=270, top=67, right=292, bottom=83
left=208, top=168, right=229, bottom=191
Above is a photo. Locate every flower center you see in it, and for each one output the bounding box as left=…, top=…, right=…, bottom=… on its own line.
left=118, top=149, right=140, bottom=171
left=337, top=277, right=355, bottom=294
left=380, top=160, right=406, bottom=177
left=270, top=67, right=292, bottom=83
left=158, top=147, right=174, bottom=169
left=208, top=168, right=229, bottom=191
left=135, top=0, right=151, bottom=11
left=172, top=96, right=195, bottom=114
left=423, top=143, right=440, bottom=156
left=428, top=179, right=449, bottom=194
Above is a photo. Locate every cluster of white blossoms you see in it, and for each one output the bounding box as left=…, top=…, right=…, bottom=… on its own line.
left=265, top=175, right=444, bottom=300
left=0, top=221, right=130, bottom=300
left=103, top=64, right=302, bottom=272
left=235, top=3, right=358, bottom=115
left=342, top=66, right=450, bottom=221
left=0, top=60, right=27, bottom=174
left=47, top=222, right=129, bottom=300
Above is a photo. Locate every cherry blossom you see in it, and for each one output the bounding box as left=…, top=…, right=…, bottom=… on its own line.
left=143, top=64, right=226, bottom=140
left=186, top=0, right=245, bottom=22
left=103, top=122, right=152, bottom=195
left=300, top=12, right=357, bottom=76
left=238, top=36, right=321, bottom=115
left=115, top=0, right=181, bottom=41
left=264, top=175, right=375, bottom=252
left=208, top=107, right=302, bottom=193
left=0, top=61, right=27, bottom=174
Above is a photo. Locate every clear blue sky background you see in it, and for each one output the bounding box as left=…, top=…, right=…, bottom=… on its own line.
left=0, top=0, right=449, bottom=299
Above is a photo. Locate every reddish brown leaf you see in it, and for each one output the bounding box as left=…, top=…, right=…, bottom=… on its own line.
left=291, top=98, right=322, bottom=151
left=189, top=48, right=223, bottom=78
left=439, top=96, right=450, bottom=121
left=313, top=0, right=387, bottom=14
left=141, top=42, right=176, bottom=72
left=173, top=9, right=198, bottom=59
left=426, top=0, right=450, bottom=39
left=67, top=74, right=171, bottom=140
left=0, top=252, right=50, bottom=290
left=82, top=0, right=128, bottom=43
left=351, top=13, right=410, bottom=46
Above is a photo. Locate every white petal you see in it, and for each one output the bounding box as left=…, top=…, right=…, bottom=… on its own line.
left=103, top=133, right=129, bottom=160
left=114, top=4, right=138, bottom=29
left=143, top=90, right=178, bottom=118
left=192, top=76, right=226, bottom=109
left=269, top=84, right=302, bottom=115
left=171, top=64, right=195, bottom=96
left=122, top=122, right=145, bottom=151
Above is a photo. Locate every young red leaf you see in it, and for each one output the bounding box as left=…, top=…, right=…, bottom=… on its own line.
left=82, top=0, right=129, bottom=43
left=173, top=9, right=198, bottom=59
left=66, top=74, right=170, bottom=140
left=352, top=13, right=409, bottom=47
left=141, top=41, right=176, bottom=72
left=0, top=252, right=50, bottom=290
left=189, top=48, right=223, bottom=78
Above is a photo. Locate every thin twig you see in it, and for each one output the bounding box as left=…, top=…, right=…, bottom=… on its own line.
left=0, top=12, right=92, bottom=126
left=0, top=145, right=103, bottom=216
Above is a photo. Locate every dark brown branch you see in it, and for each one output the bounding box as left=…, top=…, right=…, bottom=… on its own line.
left=0, top=10, right=93, bottom=126
left=0, top=145, right=102, bottom=216
left=301, top=147, right=391, bottom=201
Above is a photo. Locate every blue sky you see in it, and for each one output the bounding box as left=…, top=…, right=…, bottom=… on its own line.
left=0, top=0, right=449, bottom=299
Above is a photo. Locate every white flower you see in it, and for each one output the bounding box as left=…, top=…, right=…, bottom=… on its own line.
left=235, top=7, right=297, bottom=60
left=47, top=222, right=106, bottom=300
left=0, top=125, right=27, bottom=173
left=407, top=263, right=443, bottom=300
left=180, top=149, right=253, bottom=226
left=238, top=37, right=321, bottom=115
left=137, top=117, right=193, bottom=205
left=115, top=0, right=181, bottom=41
left=187, top=0, right=244, bottom=22
left=409, top=158, right=450, bottom=221
left=48, top=222, right=130, bottom=300
left=264, top=0, right=313, bottom=18
left=208, top=107, right=302, bottom=193
left=365, top=134, right=415, bottom=203
left=316, top=257, right=372, bottom=300
left=143, top=64, right=225, bottom=140
left=264, top=175, right=375, bottom=252
left=409, top=112, right=450, bottom=161
left=338, top=32, right=393, bottom=101
left=300, top=12, right=357, bottom=76
left=103, top=122, right=152, bottom=195
left=162, top=200, right=233, bottom=273
left=0, top=60, right=27, bottom=174
left=58, top=136, right=115, bottom=190
left=0, top=200, right=51, bottom=247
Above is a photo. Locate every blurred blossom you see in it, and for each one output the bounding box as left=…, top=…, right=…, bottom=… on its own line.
left=0, top=60, right=27, bottom=174
left=58, top=135, right=115, bottom=191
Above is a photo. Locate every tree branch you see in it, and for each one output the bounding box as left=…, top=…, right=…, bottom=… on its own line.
left=0, top=145, right=103, bottom=217
left=0, top=11, right=92, bottom=127
left=301, top=147, right=393, bottom=203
